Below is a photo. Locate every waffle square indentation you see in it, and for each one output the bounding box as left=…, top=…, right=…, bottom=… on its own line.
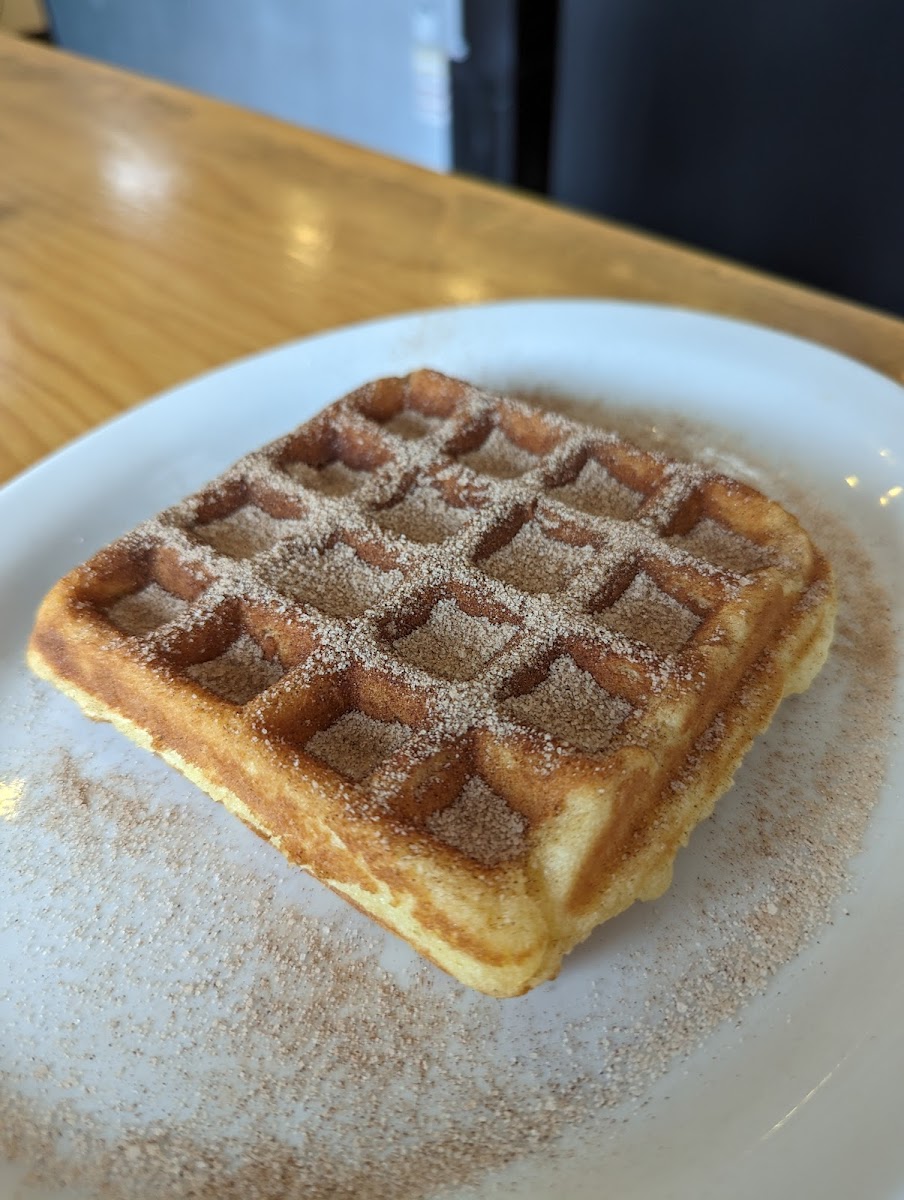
left=284, top=459, right=370, bottom=497
left=551, top=456, right=643, bottom=521
left=382, top=409, right=447, bottom=441
left=426, top=776, right=527, bottom=865
left=503, top=655, right=634, bottom=754
left=671, top=518, right=772, bottom=575
left=263, top=538, right=406, bottom=619
left=276, top=412, right=392, bottom=498
left=592, top=571, right=701, bottom=656
left=194, top=505, right=305, bottom=560
left=459, top=427, right=539, bottom=479
left=392, top=598, right=518, bottom=681
left=184, top=633, right=285, bottom=705
left=105, top=582, right=190, bottom=636
left=306, top=711, right=412, bottom=782
left=376, top=482, right=472, bottom=544
left=479, top=519, right=596, bottom=595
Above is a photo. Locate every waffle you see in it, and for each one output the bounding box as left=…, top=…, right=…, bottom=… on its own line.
left=28, top=370, right=836, bottom=997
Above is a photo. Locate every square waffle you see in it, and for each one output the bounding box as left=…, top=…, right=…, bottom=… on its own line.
left=28, top=370, right=836, bottom=997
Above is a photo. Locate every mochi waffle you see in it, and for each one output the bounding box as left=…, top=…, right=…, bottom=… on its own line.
left=28, top=370, right=836, bottom=997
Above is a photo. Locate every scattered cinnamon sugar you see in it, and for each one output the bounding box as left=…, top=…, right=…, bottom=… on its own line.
left=552, top=457, right=643, bottom=520
left=481, top=520, right=596, bottom=594
left=195, top=506, right=305, bottom=559
left=306, top=711, right=411, bottom=781
left=106, top=583, right=189, bottom=636
left=392, top=599, right=516, bottom=681
left=184, top=634, right=283, bottom=704
left=504, top=655, right=634, bottom=753
left=594, top=572, right=701, bottom=656
left=376, top=485, right=472, bottom=544
left=426, top=776, right=527, bottom=864
left=285, top=459, right=369, bottom=497
left=460, top=428, right=538, bottom=478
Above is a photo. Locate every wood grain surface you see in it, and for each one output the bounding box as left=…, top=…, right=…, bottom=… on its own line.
left=1, top=37, right=902, bottom=484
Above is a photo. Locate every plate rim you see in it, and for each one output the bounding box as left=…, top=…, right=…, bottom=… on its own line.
left=5, top=297, right=904, bottom=501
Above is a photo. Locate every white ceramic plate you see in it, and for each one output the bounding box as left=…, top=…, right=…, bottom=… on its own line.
left=1, top=301, right=902, bottom=1200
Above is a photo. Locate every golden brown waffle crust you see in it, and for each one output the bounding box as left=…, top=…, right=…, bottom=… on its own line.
left=28, top=370, right=837, bottom=998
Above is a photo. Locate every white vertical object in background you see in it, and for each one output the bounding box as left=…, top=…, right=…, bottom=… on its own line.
left=411, top=0, right=468, bottom=167
left=412, top=7, right=451, bottom=128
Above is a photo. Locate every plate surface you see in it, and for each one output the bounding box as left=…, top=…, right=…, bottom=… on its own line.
left=1, top=300, right=902, bottom=1200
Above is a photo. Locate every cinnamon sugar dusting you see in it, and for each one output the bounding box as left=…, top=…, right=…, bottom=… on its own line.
left=285, top=459, right=368, bottom=497
left=383, top=409, right=445, bottom=440
left=264, top=540, right=404, bottom=618
left=376, top=485, right=471, bottom=544
left=306, top=711, right=411, bottom=781
left=393, top=599, right=516, bottom=681
left=481, top=521, right=596, bottom=594
left=672, top=517, right=771, bottom=575
left=106, top=583, right=189, bottom=635
left=504, top=655, right=634, bottom=753
left=595, top=572, right=701, bottom=655
left=553, top=457, right=643, bottom=520
left=195, top=506, right=304, bottom=559
left=184, top=634, right=283, bottom=704
left=426, top=776, right=527, bottom=864
left=460, top=427, right=538, bottom=478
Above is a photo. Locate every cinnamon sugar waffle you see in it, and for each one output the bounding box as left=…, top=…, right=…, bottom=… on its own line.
left=27, top=370, right=836, bottom=997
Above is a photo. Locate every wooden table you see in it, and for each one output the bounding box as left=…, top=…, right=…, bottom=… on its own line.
left=1, top=37, right=903, bottom=486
